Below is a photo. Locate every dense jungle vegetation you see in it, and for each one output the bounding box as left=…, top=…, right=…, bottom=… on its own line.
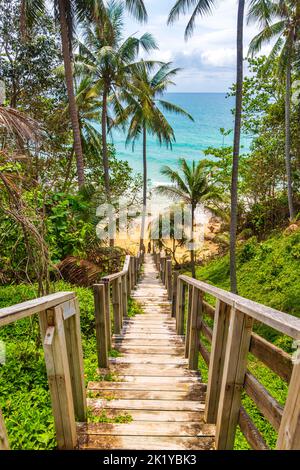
left=0, top=0, right=299, bottom=452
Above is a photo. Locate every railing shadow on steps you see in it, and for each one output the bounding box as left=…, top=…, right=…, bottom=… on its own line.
left=0, top=252, right=143, bottom=451
left=153, top=250, right=300, bottom=451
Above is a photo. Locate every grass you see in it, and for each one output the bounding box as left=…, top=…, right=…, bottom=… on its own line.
left=0, top=282, right=142, bottom=449
left=194, top=230, right=300, bottom=449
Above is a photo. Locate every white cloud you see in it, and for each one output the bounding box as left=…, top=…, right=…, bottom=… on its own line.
left=124, top=0, right=271, bottom=92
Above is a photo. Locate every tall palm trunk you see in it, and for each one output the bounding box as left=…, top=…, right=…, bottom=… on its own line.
left=140, top=125, right=147, bottom=252
left=191, top=205, right=196, bottom=278
left=285, top=58, right=295, bottom=220
left=230, top=0, right=245, bottom=294
left=101, top=88, right=111, bottom=199
left=58, top=0, right=85, bottom=188
left=101, top=88, right=114, bottom=246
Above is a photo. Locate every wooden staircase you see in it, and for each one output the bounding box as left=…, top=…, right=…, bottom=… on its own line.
left=77, top=254, right=215, bottom=450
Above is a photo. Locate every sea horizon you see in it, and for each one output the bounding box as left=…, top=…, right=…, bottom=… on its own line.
left=108, top=92, right=251, bottom=183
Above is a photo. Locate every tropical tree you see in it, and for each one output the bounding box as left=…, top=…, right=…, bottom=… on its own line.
left=155, top=158, right=221, bottom=278
left=168, top=0, right=245, bottom=293
left=168, top=0, right=216, bottom=39
left=120, top=61, right=193, bottom=251
left=248, top=0, right=300, bottom=221
left=78, top=1, right=156, bottom=203
left=20, top=0, right=148, bottom=188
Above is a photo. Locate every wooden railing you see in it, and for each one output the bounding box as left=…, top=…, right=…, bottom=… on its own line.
left=93, top=253, right=143, bottom=369
left=0, top=292, right=86, bottom=450
left=155, top=251, right=300, bottom=450
left=0, top=252, right=143, bottom=450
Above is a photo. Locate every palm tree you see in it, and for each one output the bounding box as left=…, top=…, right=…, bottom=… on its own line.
left=168, top=0, right=217, bottom=39
left=229, top=0, right=245, bottom=294
left=120, top=61, right=193, bottom=252
left=248, top=0, right=299, bottom=221
left=78, top=1, right=156, bottom=203
left=155, top=158, right=220, bottom=278
left=20, top=0, right=148, bottom=188
left=168, top=0, right=245, bottom=293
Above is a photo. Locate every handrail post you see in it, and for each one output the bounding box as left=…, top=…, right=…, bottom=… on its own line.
left=188, top=287, right=203, bottom=370
left=276, top=356, right=300, bottom=449
left=103, top=281, right=112, bottom=351
left=118, top=276, right=123, bottom=329
left=215, top=309, right=253, bottom=450
left=156, top=252, right=161, bottom=271
left=160, top=256, right=166, bottom=284
left=205, top=300, right=231, bottom=424
left=176, top=278, right=186, bottom=335
left=135, top=257, right=139, bottom=284
left=128, top=259, right=132, bottom=294
left=93, top=283, right=109, bottom=369
left=112, top=278, right=121, bottom=335
left=39, top=306, right=77, bottom=449
left=166, top=259, right=172, bottom=301
left=122, top=274, right=128, bottom=317
left=131, top=256, right=136, bottom=289
left=64, top=298, right=87, bottom=421
left=185, top=285, right=193, bottom=358
left=0, top=409, right=9, bottom=450
left=172, top=271, right=179, bottom=318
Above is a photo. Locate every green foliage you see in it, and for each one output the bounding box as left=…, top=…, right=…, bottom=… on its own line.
left=0, top=281, right=99, bottom=449
left=196, top=230, right=300, bottom=449
left=127, top=297, right=144, bottom=317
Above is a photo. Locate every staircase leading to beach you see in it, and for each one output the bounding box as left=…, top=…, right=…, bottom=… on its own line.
left=77, top=255, right=215, bottom=450
left=1, top=251, right=300, bottom=451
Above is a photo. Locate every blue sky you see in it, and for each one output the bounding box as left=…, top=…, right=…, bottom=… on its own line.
left=124, top=0, right=265, bottom=92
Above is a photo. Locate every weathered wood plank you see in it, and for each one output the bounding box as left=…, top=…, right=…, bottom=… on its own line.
left=215, top=309, right=253, bottom=450
left=77, top=422, right=215, bottom=437
left=88, top=381, right=206, bottom=392
left=179, top=275, right=300, bottom=339
left=0, top=292, right=75, bottom=326
left=276, top=360, right=300, bottom=449
left=205, top=301, right=231, bottom=424
left=88, top=389, right=206, bottom=401
left=0, top=409, right=9, bottom=450
left=87, top=398, right=205, bottom=412
left=244, top=371, right=283, bottom=431
left=87, top=407, right=204, bottom=422
left=238, top=407, right=269, bottom=450
left=78, top=434, right=215, bottom=450
left=250, top=333, right=292, bottom=383
left=93, top=284, right=108, bottom=369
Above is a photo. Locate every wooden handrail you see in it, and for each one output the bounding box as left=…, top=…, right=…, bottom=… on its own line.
left=0, top=292, right=76, bottom=327
left=179, top=275, right=300, bottom=339
left=93, top=252, right=143, bottom=369
left=167, top=261, right=300, bottom=450
left=0, top=292, right=86, bottom=450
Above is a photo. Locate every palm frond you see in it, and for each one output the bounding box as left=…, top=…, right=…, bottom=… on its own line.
left=0, top=106, right=42, bottom=143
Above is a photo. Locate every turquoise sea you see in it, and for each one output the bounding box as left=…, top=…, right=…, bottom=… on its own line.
left=109, top=93, right=251, bottom=183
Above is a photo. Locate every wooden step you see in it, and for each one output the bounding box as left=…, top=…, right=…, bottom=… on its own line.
left=77, top=422, right=215, bottom=437
left=87, top=398, right=205, bottom=411
left=78, top=434, right=215, bottom=450
left=88, top=389, right=206, bottom=401
left=87, top=407, right=205, bottom=422
left=88, top=381, right=206, bottom=392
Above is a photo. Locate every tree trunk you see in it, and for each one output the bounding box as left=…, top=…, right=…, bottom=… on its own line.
left=285, top=59, right=295, bottom=220
left=101, top=88, right=114, bottom=246
left=58, top=0, right=85, bottom=188
left=101, top=88, right=110, bottom=200
left=139, top=125, right=147, bottom=252
left=230, top=0, right=245, bottom=294
left=190, top=205, right=196, bottom=278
